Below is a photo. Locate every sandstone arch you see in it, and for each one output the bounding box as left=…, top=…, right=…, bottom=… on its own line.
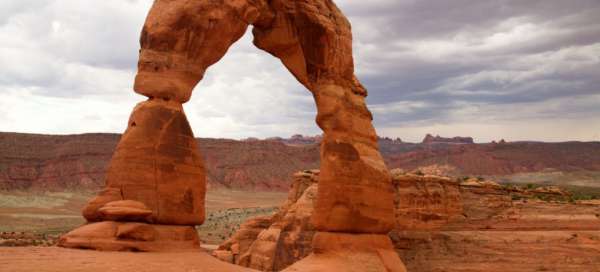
left=60, top=0, right=405, bottom=270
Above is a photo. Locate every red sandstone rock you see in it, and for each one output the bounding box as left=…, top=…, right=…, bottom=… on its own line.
left=283, top=232, right=407, bottom=272
left=78, top=99, right=206, bottom=227
left=217, top=170, right=407, bottom=271
left=63, top=99, right=206, bottom=251
left=83, top=188, right=123, bottom=222
left=58, top=221, right=199, bottom=252
left=101, top=99, right=206, bottom=226
left=65, top=2, right=400, bottom=270
left=392, top=174, right=463, bottom=230
left=134, top=0, right=395, bottom=234
left=3, top=133, right=600, bottom=192
left=422, top=134, right=474, bottom=144
left=216, top=170, right=319, bottom=270
left=97, top=200, right=153, bottom=222
left=221, top=169, right=600, bottom=271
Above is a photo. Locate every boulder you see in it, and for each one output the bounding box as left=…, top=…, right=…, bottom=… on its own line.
left=58, top=221, right=199, bottom=252
left=97, top=200, right=153, bottom=222
left=82, top=188, right=123, bottom=222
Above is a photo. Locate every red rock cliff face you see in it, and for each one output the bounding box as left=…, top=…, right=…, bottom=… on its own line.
left=2, top=132, right=600, bottom=192
left=384, top=141, right=600, bottom=175
left=421, top=134, right=474, bottom=144
left=0, top=133, right=118, bottom=191
left=391, top=171, right=463, bottom=230
left=0, top=133, right=319, bottom=191
left=391, top=179, right=600, bottom=272
left=217, top=170, right=600, bottom=271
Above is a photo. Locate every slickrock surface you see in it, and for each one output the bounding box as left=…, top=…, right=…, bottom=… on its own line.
left=218, top=170, right=600, bottom=271
left=0, top=247, right=256, bottom=272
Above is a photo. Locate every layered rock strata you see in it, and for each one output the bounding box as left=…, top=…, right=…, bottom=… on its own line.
left=218, top=170, right=600, bottom=271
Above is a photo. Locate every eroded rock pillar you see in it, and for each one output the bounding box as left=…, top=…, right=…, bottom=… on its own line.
left=311, top=84, right=395, bottom=233
left=59, top=99, right=207, bottom=251
left=250, top=0, right=402, bottom=270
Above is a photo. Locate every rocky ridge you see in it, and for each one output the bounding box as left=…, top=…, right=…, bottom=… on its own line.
left=1, top=132, right=600, bottom=192
left=422, top=134, right=474, bottom=144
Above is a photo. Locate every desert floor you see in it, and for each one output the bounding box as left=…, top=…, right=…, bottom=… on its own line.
left=0, top=246, right=255, bottom=272
left=0, top=189, right=287, bottom=246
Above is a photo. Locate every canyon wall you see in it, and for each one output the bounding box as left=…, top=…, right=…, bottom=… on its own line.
left=1, top=132, right=600, bottom=192
left=216, top=170, right=600, bottom=271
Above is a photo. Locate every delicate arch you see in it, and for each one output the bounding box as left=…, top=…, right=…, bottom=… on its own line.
left=61, top=3, right=401, bottom=262
left=133, top=0, right=394, bottom=233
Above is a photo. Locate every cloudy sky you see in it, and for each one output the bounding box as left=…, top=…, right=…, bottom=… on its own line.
left=1, top=0, right=599, bottom=143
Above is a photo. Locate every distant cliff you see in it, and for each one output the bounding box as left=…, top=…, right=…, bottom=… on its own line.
left=422, top=134, right=474, bottom=144
left=0, top=132, right=599, bottom=191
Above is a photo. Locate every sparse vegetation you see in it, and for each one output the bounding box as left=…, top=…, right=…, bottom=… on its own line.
left=0, top=189, right=287, bottom=247
left=196, top=207, right=278, bottom=245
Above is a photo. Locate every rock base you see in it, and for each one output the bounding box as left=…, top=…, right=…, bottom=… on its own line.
left=58, top=221, right=200, bottom=252
left=282, top=232, right=407, bottom=272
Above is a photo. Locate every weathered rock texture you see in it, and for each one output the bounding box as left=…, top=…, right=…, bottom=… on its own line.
left=215, top=170, right=319, bottom=271
left=60, top=96, right=206, bottom=251
left=216, top=170, right=406, bottom=271
left=59, top=221, right=200, bottom=252
left=62, top=1, right=400, bottom=269
left=391, top=171, right=463, bottom=230
left=392, top=178, right=600, bottom=272
left=218, top=170, right=600, bottom=271
left=135, top=0, right=395, bottom=235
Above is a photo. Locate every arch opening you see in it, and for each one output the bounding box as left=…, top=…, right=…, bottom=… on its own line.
left=59, top=3, right=406, bottom=270
left=183, top=28, right=318, bottom=140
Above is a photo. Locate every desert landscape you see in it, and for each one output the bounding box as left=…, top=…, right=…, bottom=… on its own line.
left=2, top=0, right=600, bottom=271
left=1, top=133, right=600, bottom=271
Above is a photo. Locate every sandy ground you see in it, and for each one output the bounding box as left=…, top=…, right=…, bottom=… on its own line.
left=0, top=189, right=287, bottom=233
left=0, top=247, right=257, bottom=272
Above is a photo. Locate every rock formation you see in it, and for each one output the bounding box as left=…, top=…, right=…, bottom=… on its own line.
left=216, top=170, right=406, bottom=271
left=133, top=0, right=396, bottom=235
left=214, top=170, right=319, bottom=271
left=4, top=132, right=600, bottom=192
left=61, top=0, right=402, bottom=269
left=60, top=99, right=206, bottom=251
left=422, top=134, right=474, bottom=144
left=391, top=171, right=463, bottom=230
left=217, top=169, right=600, bottom=271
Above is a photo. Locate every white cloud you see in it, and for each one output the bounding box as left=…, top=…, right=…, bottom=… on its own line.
left=0, top=0, right=599, bottom=143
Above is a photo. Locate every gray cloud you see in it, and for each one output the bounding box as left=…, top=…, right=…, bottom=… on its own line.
left=0, top=0, right=599, bottom=142
left=332, top=0, right=600, bottom=139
